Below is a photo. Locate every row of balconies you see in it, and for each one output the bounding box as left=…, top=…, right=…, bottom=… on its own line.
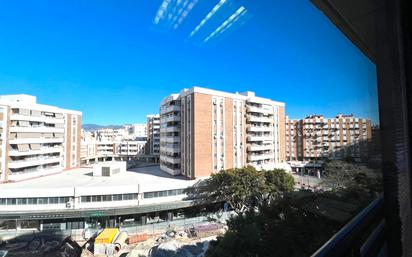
left=160, top=115, right=181, bottom=123
left=8, top=156, right=62, bottom=169
left=160, top=155, right=181, bottom=164
left=160, top=136, right=180, bottom=143
left=11, top=114, right=65, bottom=124
left=247, top=135, right=273, bottom=142
left=248, top=154, right=274, bottom=161
left=161, top=105, right=181, bottom=114
left=246, top=106, right=273, bottom=115
left=9, top=126, right=65, bottom=133
left=160, top=126, right=180, bottom=133
left=9, top=137, right=65, bottom=144
left=247, top=125, right=273, bottom=132
left=8, top=146, right=63, bottom=156
left=247, top=116, right=273, bottom=123
left=160, top=164, right=181, bottom=175
left=247, top=144, right=273, bottom=151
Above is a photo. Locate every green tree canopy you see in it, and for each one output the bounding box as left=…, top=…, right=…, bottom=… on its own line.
left=206, top=194, right=339, bottom=257
left=190, top=166, right=295, bottom=214
left=321, top=160, right=382, bottom=196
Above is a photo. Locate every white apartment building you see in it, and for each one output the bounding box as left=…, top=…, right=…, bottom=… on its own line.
left=0, top=94, right=82, bottom=183
left=80, top=140, right=147, bottom=164
left=146, top=114, right=160, bottom=156
left=129, top=123, right=147, bottom=138
left=96, top=128, right=129, bottom=141
left=160, top=87, right=286, bottom=179
left=159, top=95, right=181, bottom=175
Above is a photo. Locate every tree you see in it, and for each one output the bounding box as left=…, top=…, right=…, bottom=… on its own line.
left=189, top=166, right=295, bottom=215
left=321, top=160, right=382, bottom=193
left=204, top=163, right=382, bottom=257
left=198, top=166, right=266, bottom=214
left=205, top=194, right=339, bottom=257
left=262, top=168, right=295, bottom=205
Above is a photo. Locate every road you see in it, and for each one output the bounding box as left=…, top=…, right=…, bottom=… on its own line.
left=292, top=174, right=323, bottom=190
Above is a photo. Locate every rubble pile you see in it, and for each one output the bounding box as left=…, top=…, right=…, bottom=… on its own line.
left=0, top=236, right=82, bottom=257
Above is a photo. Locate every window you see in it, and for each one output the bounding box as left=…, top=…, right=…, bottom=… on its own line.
left=16, top=198, right=27, bottom=205
left=7, top=199, right=16, bottom=205
left=47, top=197, right=58, bottom=204
left=59, top=197, right=70, bottom=204
left=102, top=195, right=112, bottom=201
left=81, top=196, right=91, bottom=203
left=123, top=193, right=137, bottom=200
left=113, top=194, right=123, bottom=201
left=37, top=198, right=48, bottom=204
left=92, top=195, right=102, bottom=202
left=27, top=198, right=37, bottom=205
left=144, top=189, right=185, bottom=199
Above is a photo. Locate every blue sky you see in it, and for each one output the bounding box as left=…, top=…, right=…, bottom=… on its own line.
left=0, top=0, right=378, bottom=125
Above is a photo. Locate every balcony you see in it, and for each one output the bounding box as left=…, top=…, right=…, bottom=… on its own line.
left=160, top=126, right=180, bottom=133
left=248, top=144, right=273, bottom=151
left=9, top=146, right=63, bottom=156
left=161, top=145, right=181, bottom=153
left=9, top=126, right=65, bottom=133
left=163, top=105, right=180, bottom=114
left=8, top=156, right=62, bottom=169
left=160, top=137, right=180, bottom=143
left=246, top=106, right=272, bottom=114
left=160, top=155, right=181, bottom=164
left=11, top=114, right=65, bottom=124
left=247, top=135, right=273, bottom=142
left=160, top=165, right=181, bottom=176
left=248, top=153, right=273, bottom=161
left=9, top=137, right=65, bottom=144
left=247, top=116, right=273, bottom=123
left=247, top=125, right=273, bottom=132
left=161, top=115, right=181, bottom=123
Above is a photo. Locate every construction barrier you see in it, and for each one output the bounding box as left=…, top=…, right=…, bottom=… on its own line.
left=128, top=233, right=148, bottom=244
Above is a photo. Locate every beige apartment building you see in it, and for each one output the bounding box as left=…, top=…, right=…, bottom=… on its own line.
left=160, top=87, right=286, bottom=179
left=286, top=114, right=372, bottom=162
left=0, top=94, right=81, bottom=183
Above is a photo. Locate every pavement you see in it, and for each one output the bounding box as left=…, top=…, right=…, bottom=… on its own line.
left=292, top=174, right=323, bottom=190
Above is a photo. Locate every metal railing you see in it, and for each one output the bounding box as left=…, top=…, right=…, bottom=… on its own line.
left=311, top=195, right=385, bottom=257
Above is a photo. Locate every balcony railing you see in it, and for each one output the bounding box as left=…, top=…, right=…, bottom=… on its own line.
left=311, top=195, right=385, bottom=257
left=247, top=116, right=273, bottom=123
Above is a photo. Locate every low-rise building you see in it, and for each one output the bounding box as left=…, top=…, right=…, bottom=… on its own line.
left=0, top=165, right=200, bottom=231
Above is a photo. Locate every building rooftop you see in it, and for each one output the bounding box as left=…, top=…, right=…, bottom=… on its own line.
left=0, top=94, right=82, bottom=115
left=0, top=165, right=199, bottom=193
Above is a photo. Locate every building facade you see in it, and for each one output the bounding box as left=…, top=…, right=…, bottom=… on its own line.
left=0, top=94, right=82, bottom=183
left=80, top=140, right=147, bottom=164
left=160, top=87, right=286, bottom=179
left=129, top=123, right=147, bottom=138
left=285, top=114, right=372, bottom=162
left=146, top=114, right=160, bottom=156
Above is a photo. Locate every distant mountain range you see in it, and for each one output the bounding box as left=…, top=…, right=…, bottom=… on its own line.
left=82, top=124, right=123, bottom=131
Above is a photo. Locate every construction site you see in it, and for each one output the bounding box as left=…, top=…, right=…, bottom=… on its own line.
left=0, top=219, right=228, bottom=257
